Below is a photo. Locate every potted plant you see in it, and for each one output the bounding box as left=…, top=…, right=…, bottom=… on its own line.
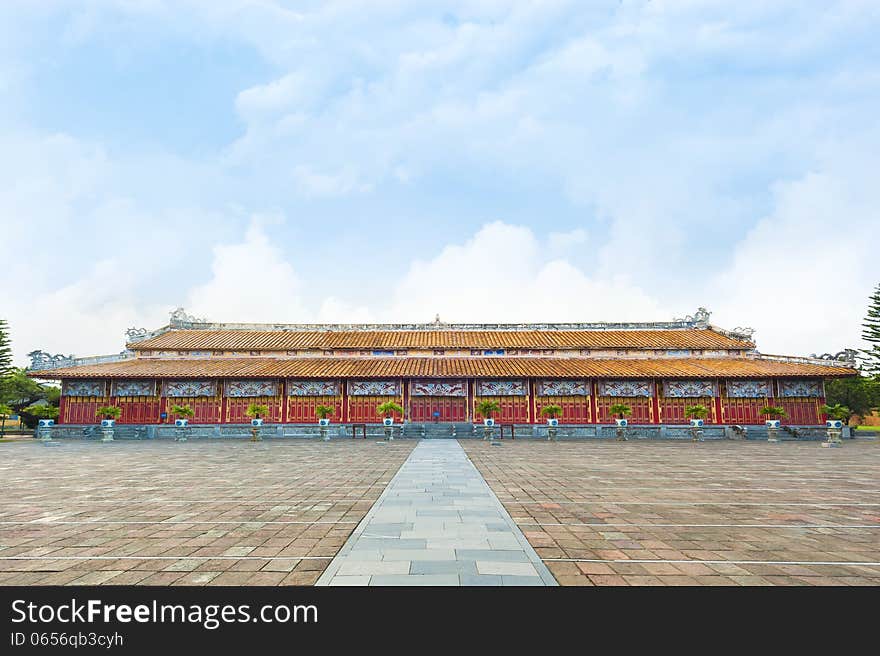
left=761, top=405, right=786, bottom=443
left=171, top=404, right=194, bottom=427
left=315, top=405, right=334, bottom=427
left=609, top=403, right=631, bottom=441
left=685, top=404, right=709, bottom=442
left=540, top=404, right=563, bottom=427
left=246, top=403, right=269, bottom=427
left=760, top=406, right=786, bottom=429
left=609, top=403, right=631, bottom=427
left=376, top=401, right=404, bottom=427
left=821, top=403, right=850, bottom=429
left=821, top=403, right=850, bottom=446
left=96, top=405, right=121, bottom=428
left=476, top=399, right=501, bottom=427
left=685, top=404, right=709, bottom=427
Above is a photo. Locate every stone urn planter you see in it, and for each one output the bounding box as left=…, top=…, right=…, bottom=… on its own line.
left=37, top=418, right=54, bottom=441
left=822, top=419, right=844, bottom=448
left=615, top=418, right=628, bottom=441
left=765, top=419, right=781, bottom=443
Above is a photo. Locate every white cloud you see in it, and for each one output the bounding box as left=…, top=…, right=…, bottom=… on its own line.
left=186, top=214, right=308, bottom=323
left=383, top=221, right=666, bottom=323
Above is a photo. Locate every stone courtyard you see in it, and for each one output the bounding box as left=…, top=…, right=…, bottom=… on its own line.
left=0, top=438, right=878, bottom=586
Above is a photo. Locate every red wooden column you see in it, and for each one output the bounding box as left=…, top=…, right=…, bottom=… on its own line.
left=402, top=378, right=410, bottom=422
left=590, top=380, right=598, bottom=424
left=527, top=379, right=535, bottom=424
left=467, top=379, right=474, bottom=423
left=159, top=379, right=168, bottom=423
left=58, top=394, right=67, bottom=424
left=341, top=380, right=349, bottom=423
left=651, top=379, right=661, bottom=424
left=280, top=379, right=288, bottom=424
left=219, top=379, right=228, bottom=424
left=713, top=379, right=724, bottom=424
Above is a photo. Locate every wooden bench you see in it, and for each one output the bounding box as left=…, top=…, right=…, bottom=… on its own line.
left=350, top=423, right=367, bottom=439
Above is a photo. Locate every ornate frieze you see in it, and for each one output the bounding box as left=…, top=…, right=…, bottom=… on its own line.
left=663, top=380, right=716, bottom=398
left=63, top=380, right=107, bottom=397
left=112, top=380, right=157, bottom=397
left=347, top=380, right=400, bottom=396
left=287, top=381, right=340, bottom=396
left=726, top=380, right=770, bottom=398
left=537, top=380, right=590, bottom=396
left=164, top=380, right=217, bottom=397
left=477, top=380, right=527, bottom=396
left=598, top=380, right=652, bottom=397
left=224, top=380, right=278, bottom=398
left=410, top=380, right=466, bottom=397
left=778, top=380, right=823, bottom=398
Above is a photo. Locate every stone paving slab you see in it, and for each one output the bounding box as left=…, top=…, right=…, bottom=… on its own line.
left=0, top=439, right=416, bottom=586
left=317, top=441, right=557, bottom=586
left=462, top=440, right=880, bottom=586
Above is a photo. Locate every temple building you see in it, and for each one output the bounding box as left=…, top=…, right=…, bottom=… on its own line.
left=28, top=308, right=857, bottom=427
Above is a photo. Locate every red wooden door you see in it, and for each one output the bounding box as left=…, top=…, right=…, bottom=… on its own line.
left=535, top=396, right=590, bottom=424
left=286, top=395, right=343, bottom=423
left=409, top=396, right=467, bottom=422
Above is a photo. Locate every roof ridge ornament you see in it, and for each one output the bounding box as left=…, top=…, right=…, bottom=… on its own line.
left=674, top=307, right=711, bottom=329
left=27, top=350, right=75, bottom=371
left=169, top=307, right=209, bottom=329
left=809, top=349, right=858, bottom=365
left=125, top=327, right=150, bottom=342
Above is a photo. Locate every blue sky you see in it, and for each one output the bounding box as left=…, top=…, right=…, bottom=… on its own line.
left=1, top=1, right=878, bottom=363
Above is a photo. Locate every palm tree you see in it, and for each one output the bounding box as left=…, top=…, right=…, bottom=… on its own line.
left=540, top=404, right=563, bottom=421
left=95, top=406, right=122, bottom=421
left=315, top=405, right=334, bottom=421
left=821, top=403, right=851, bottom=424
left=609, top=403, right=632, bottom=422
left=685, top=404, right=710, bottom=422
left=760, top=406, right=787, bottom=422
left=246, top=403, right=269, bottom=420
left=170, top=404, right=194, bottom=421
left=376, top=401, right=404, bottom=422
left=475, top=399, right=501, bottom=424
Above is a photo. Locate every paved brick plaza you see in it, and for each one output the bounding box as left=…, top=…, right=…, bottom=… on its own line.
left=462, top=440, right=880, bottom=585
left=0, top=438, right=878, bottom=586
left=0, top=440, right=414, bottom=585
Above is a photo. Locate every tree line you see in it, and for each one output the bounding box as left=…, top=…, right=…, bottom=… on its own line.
left=0, top=319, right=61, bottom=429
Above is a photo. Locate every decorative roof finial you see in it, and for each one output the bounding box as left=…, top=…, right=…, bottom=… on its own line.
left=169, top=307, right=208, bottom=328
left=674, top=307, right=712, bottom=328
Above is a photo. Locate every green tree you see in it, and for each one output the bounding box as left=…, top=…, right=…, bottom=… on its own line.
left=540, top=404, right=563, bottom=419
left=760, top=406, right=787, bottom=420
left=95, top=406, right=122, bottom=420
left=315, top=405, right=335, bottom=420
left=821, top=403, right=852, bottom=424
left=376, top=401, right=404, bottom=418
left=0, top=368, right=57, bottom=413
left=0, top=320, right=12, bottom=378
left=609, top=403, right=632, bottom=420
left=825, top=376, right=880, bottom=423
left=863, top=283, right=880, bottom=377
left=685, top=404, right=710, bottom=420
left=475, top=399, right=501, bottom=420
left=245, top=403, right=269, bottom=419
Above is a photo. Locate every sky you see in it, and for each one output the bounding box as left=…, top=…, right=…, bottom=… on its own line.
left=1, top=1, right=878, bottom=365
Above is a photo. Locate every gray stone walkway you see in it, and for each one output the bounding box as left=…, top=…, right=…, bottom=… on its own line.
left=316, top=440, right=557, bottom=586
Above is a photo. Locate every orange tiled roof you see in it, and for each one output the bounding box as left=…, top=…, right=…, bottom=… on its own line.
left=34, top=357, right=856, bottom=379
left=127, top=329, right=754, bottom=351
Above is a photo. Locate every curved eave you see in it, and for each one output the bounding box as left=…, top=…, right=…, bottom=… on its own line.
left=28, top=357, right=859, bottom=380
